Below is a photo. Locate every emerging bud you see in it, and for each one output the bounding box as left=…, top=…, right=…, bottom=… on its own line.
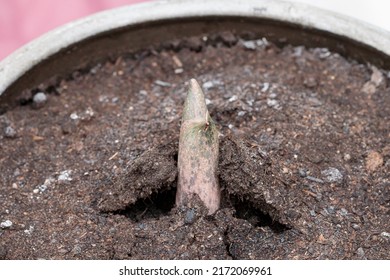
left=176, top=79, right=220, bottom=214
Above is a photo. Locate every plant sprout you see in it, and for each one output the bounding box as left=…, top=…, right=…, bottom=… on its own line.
left=175, top=79, right=220, bottom=214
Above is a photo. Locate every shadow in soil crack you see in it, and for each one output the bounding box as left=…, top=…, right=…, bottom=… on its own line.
left=107, top=187, right=290, bottom=234
left=98, top=137, right=294, bottom=233
left=111, top=188, right=176, bottom=222
left=230, top=195, right=290, bottom=233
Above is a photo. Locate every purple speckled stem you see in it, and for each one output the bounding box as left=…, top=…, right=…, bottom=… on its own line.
left=176, top=79, right=220, bottom=214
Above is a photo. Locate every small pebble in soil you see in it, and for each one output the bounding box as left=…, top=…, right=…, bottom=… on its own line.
left=32, top=179, right=53, bottom=194
left=362, top=82, right=376, bottom=95
left=327, top=206, right=335, bottom=214
left=32, top=92, right=47, bottom=108
left=338, top=208, right=348, bottom=216
left=69, top=107, right=95, bottom=123
left=299, top=169, right=307, bottom=177
left=365, top=150, right=384, bottom=172
left=13, top=168, right=20, bottom=177
left=89, top=64, right=100, bottom=75
left=321, top=167, right=343, bottom=183
left=71, top=245, right=82, bottom=255
left=351, top=223, right=360, bottom=230
left=307, top=96, right=322, bottom=107
left=269, top=92, right=277, bottom=99
left=80, top=107, right=95, bottom=121
left=171, top=55, right=183, bottom=68
left=343, top=153, right=351, bottom=161
left=109, top=227, right=116, bottom=235
left=38, top=184, right=47, bottom=193
left=58, top=170, right=72, bottom=181
left=256, top=37, right=269, bottom=48
left=293, top=46, right=304, bottom=57
left=261, top=82, right=270, bottom=92
left=202, top=81, right=216, bottom=90
left=357, top=247, right=366, bottom=259
left=0, top=220, right=13, bottom=229
left=380, top=232, right=390, bottom=239
left=154, top=80, right=172, bottom=87
left=70, top=113, right=79, bottom=120
left=137, top=223, right=146, bottom=230
left=315, top=48, right=331, bottom=59
left=369, top=66, right=384, bottom=86
left=4, top=126, right=17, bottom=138
left=267, top=98, right=279, bottom=108
left=361, top=66, right=383, bottom=95
left=184, top=209, right=196, bottom=225
left=24, top=225, right=34, bottom=235
left=98, top=95, right=108, bottom=103
left=228, top=95, right=238, bottom=102
left=241, top=40, right=256, bottom=50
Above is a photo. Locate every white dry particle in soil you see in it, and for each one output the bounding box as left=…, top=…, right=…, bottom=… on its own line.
left=0, top=220, right=13, bottom=229
left=58, top=170, right=72, bottom=181
left=321, top=167, right=343, bottom=183
left=33, top=92, right=47, bottom=104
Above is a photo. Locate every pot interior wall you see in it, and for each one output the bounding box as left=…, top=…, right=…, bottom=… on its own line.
left=1, top=16, right=389, bottom=111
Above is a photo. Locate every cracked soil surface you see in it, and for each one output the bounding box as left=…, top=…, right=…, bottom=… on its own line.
left=0, top=32, right=389, bottom=259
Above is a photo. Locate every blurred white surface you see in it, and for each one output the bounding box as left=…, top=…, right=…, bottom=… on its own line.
left=292, top=0, right=390, bottom=32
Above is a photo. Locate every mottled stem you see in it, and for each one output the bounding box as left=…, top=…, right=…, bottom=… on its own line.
left=176, top=79, right=220, bottom=214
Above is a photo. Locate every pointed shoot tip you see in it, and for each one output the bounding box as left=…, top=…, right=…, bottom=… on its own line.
left=183, top=78, right=208, bottom=122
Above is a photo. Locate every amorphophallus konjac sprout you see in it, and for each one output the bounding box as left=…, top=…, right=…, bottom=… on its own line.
left=175, top=79, right=220, bottom=214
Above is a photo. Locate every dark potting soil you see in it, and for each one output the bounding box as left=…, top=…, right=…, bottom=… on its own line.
left=0, top=32, right=389, bottom=260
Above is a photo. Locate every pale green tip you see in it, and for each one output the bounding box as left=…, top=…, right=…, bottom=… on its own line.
left=182, top=79, right=209, bottom=123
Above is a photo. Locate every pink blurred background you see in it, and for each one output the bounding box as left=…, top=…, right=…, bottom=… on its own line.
left=1, top=0, right=389, bottom=62
left=0, top=0, right=149, bottom=61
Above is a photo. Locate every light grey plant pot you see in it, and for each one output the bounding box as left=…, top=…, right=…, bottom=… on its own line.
left=1, top=0, right=390, bottom=111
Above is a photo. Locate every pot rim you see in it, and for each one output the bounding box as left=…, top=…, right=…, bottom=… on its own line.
left=1, top=0, right=390, bottom=96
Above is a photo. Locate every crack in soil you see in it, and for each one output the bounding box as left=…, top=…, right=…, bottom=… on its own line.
left=98, top=136, right=295, bottom=230
left=108, top=188, right=176, bottom=222
left=230, top=195, right=291, bottom=233
left=223, top=226, right=235, bottom=259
